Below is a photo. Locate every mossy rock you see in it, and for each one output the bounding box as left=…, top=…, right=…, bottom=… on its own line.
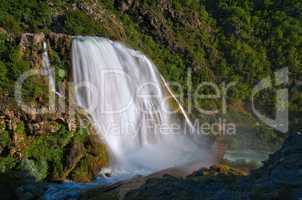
left=69, top=133, right=109, bottom=183
left=0, top=109, right=109, bottom=182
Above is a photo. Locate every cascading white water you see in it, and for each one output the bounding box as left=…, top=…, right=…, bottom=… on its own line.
left=42, top=42, right=56, bottom=92
left=71, top=36, right=210, bottom=174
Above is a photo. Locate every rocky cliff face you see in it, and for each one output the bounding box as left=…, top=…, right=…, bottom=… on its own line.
left=247, top=132, right=302, bottom=199
left=0, top=32, right=109, bottom=183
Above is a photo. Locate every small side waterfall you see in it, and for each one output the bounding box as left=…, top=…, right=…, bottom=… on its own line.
left=71, top=37, right=210, bottom=174
left=42, top=42, right=56, bottom=92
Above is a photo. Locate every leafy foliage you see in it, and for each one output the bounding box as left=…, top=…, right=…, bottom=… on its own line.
left=63, top=11, right=102, bottom=35
left=0, top=156, right=18, bottom=173
left=0, top=0, right=51, bottom=32
left=0, top=0, right=300, bottom=170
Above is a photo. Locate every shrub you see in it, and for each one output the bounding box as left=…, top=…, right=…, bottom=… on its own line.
left=0, top=156, right=18, bottom=173
left=21, top=159, right=48, bottom=181
left=1, top=15, right=21, bottom=34
left=0, top=0, right=52, bottom=32
left=63, top=11, right=101, bottom=35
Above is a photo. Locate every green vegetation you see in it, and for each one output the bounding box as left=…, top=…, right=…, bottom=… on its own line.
left=0, top=0, right=51, bottom=33
left=0, top=0, right=300, bottom=182
left=0, top=116, right=108, bottom=182
left=0, top=32, right=48, bottom=102
left=64, top=10, right=103, bottom=35
left=24, top=125, right=70, bottom=180
left=49, top=49, right=68, bottom=86
left=0, top=0, right=299, bottom=123
left=0, top=156, right=18, bottom=173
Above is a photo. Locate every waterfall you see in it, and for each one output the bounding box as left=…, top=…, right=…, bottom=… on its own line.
left=71, top=36, right=210, bottom=174
left=42, top=41, right=64, bottom=98
left=42, top=42, right=56, bottom=92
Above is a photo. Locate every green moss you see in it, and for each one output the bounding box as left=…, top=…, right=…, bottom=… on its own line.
left=0, top=156, right=18, bottom=173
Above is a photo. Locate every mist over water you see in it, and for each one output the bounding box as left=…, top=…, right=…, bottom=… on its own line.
left=71, top=36, right=210, bottom=175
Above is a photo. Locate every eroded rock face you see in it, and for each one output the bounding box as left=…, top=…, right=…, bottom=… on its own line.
left=64, top=141, right=86, bottom=178
left=20, top=32, right=72, bottom=69
left=20, top=33, right=45, bottom=68
left=0, top=32, right=108, bottom=183
left=248, top=132, right=302, bottom=199
left=48, top=32, right=72, bottom=66
left=0, top=102, right=109, bottom=182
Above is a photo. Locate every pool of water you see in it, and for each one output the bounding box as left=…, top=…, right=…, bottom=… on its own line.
left=43, top=150, right=270, bottom=200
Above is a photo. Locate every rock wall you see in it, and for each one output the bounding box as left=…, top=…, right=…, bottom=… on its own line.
left=0, top=32, right=109, bottom=183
